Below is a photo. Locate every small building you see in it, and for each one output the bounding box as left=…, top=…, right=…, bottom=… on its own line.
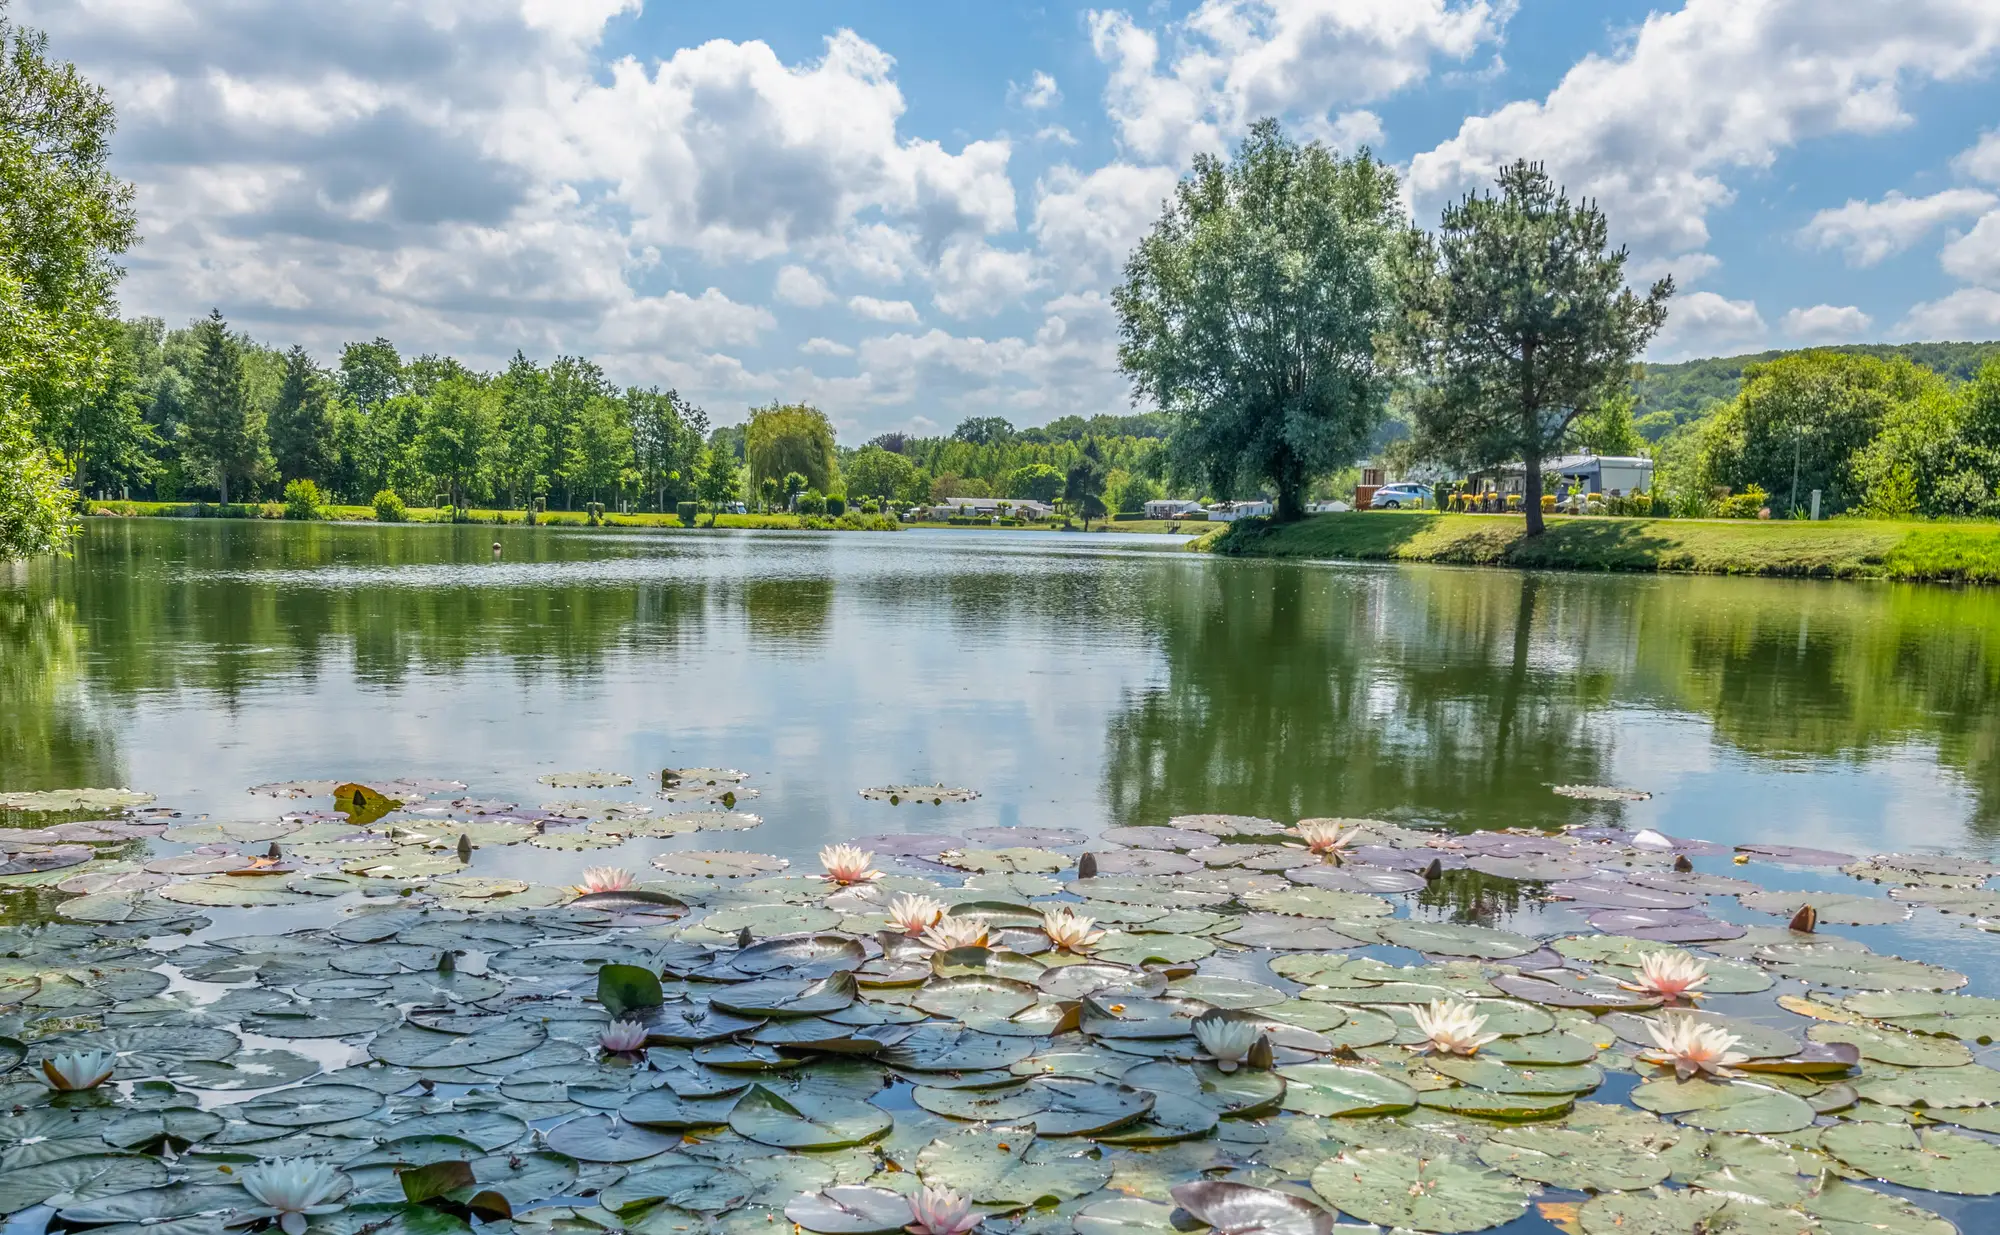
left=1489, top=454, right=1654, bottom=497
left=1144, top=498, right=1205, bottom=520
left=1205, top=499, right=1274, bottom=523
left=926, top=498, right=1056, bottom=520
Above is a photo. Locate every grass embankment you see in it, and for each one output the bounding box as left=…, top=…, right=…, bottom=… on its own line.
left=1201, top=511, right=2000, bottom=583
left=86, top=502, right=1201, bottom=536
left=83, top=501, right=897, bottom=532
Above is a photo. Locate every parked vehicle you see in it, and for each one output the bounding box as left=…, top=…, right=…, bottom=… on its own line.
left=1367, top=483, right=1432, bottom=510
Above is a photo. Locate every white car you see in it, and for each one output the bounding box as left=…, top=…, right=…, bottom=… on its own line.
left=1368, top=483, right=1432, bottom=510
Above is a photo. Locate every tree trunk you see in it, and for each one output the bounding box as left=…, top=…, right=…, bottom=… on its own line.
left=1276, top=480, right=1305, bottom=522
left=219, top=472, right=230, bottom=506
left=1520, top=444, right=1544, bottom=537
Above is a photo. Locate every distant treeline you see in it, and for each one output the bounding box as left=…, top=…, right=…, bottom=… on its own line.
left=1635, top=341, right=2000, bottom=442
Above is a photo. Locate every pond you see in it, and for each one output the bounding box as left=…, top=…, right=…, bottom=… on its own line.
left=2, top=518, right=1999, bottom=1234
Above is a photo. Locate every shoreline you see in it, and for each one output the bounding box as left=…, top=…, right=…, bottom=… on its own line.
left=80, top=501, right=1197, bottom=537
left=1199, top=511, right=2000, bottom=584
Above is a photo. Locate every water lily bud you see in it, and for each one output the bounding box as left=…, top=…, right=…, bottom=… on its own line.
left=1076, top=853, right=1098, bottom=878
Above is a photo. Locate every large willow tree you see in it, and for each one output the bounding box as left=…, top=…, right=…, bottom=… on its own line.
left=0, top=4, right=137, bottom=555
left=1114, top=120, right=1403, bottom=520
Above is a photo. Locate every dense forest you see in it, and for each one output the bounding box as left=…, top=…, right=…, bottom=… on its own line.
left=55, top=312, right=1186, bottom=516
left=1635, top=341, right=2000, bottom=442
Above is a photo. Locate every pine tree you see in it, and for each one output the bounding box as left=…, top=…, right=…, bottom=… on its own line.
left=267, top=345, right=332, bottom=485
left=183, top=309, right=267, bottom=504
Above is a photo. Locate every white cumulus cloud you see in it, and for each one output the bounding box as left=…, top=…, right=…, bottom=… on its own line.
left=1408, top=0, right=2000, bottom=268
left=1651, top=291, right=1766, bottom=361
left=1010, top=71, right=1062, bottom=110
left=1800, top=189, right=1997, bottom=267
left=849, top=295, right=922, bottom=324
left=775, top=265, right=836, bottom=307
left=1089, top=0, right=1510, bottom=164
left=1780, top=304, right=1874, bottom=343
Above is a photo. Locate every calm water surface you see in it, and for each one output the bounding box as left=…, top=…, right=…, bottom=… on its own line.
left=8, top=519, right=2000, bottom=1230
left=8, top=518, right=1999, bottom=858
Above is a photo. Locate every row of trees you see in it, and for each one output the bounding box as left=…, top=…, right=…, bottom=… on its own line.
left=1666, top=350, right=2000, bottom=518
left=53, top=313, right=722, bottom=515
left=1116, top=120, right=1672, bottom=534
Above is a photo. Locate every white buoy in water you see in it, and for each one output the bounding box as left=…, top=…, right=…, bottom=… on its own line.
left=492, top=542, right=502, bottom=559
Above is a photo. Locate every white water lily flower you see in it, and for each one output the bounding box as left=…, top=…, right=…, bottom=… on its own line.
left=1642, top=1013, right=1747, bottom=1080
left=1192, top=1017, right=1263, bottom=1072
left=917, top=914, right=990, bottom=951
left=885, top=893, right=947, bottom=934
left=238, top=1159, right=348, bottom=1235
left=39, top=1048, right=115, bottom=1091
left=819, top=844, right=882, bottom=886
left=1410, top=999, right=1499, bottom=1056
left=1292, top=820, right=1357, bottom=859
left=600, top=1020, right=649, bottom=1054
left=1040, top=907, right=1105, bottom=953
left=1630, top=828, right=1675, bottom=850
left=573, top=866, right=636, bottom=895
left=39, top=1049, right=115, bottom=1091
left=906, top=1185, right=980, bottom=1235
left=1620, top=951, right=1711, bottom=1003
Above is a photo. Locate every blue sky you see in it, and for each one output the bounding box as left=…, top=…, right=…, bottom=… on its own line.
left=28, top=0, right=2000, bottom=440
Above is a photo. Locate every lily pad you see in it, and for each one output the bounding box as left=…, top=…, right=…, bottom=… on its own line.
left=1373, top=920, right=1539, bottom=959
left=1275, top=1064, right=1418, bottom=1117
left=785, top=1186, right=915, bottom=1234
left=1169, top=1180, right=1332, bottom=1235
left=728, top=1083, right=894, bottom=1148
left=1819, top=1122, right=2000, bottom=1194
left=914, top=1128, right=1112, bottom=1205
left=1309, top=1147, right=1531, bottom=1233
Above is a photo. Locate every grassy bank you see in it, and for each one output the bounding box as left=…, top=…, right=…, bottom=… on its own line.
left=1200, top=511, right=2000, bottom=583
left=82, top=501, right=898, bottom=532
left=85, top=501, right=1201, bottom=537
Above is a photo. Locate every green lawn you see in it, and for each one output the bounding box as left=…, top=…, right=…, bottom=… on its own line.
left=1201, top=511, right=2000, bottom=583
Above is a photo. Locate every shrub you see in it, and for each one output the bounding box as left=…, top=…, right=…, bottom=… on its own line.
left=372, top=489, right=408, bottom=523
left=825, top=494, right=846, bottom=517
left=676, top=501, right=698, bottom=527
left=796, top=489, right=827, bottom=515
left=1717, top=484, right=1769, bottom=519
left=282, top=479, right=324, bottom=520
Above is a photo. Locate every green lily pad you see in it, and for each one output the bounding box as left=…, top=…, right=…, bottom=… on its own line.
left=1630, top=1078, right=1815, bottom=1133
left=1373, top=920, right=1539, bottom=959
left=1798, top=1175, right=1956, bottom=1235
left=1476, top=1116, right=1680, bottom=1191
left=542, top=1113, right=683, bottom=1162
left=914, top=977, right=1040, bottom=1021
left=1819, top=1122, right=2000, bottom=1194
left=1850, top=1062, right=2000, bottom=1108
left=913, top=1128, right=1112, bottom=1205
left=728, top=1084, right=893, bottom=1148
left=239, top=1083, right=386, bottom=1126
left=0, top=1154, right=170, bottom=1215
left=370, top=1020, right=547, bottom=1068
left=1578, top=1189, right=1727, bottom=1235
left=1423, top=1056, right=1603, bottom=1094
left=0, top=788, right=154, bottom=812
left=1309, top=1147, right=1531, bottom=1233
left=1824, top=1019, right=1976, bottom=1071
left=1123, top=1060, right=1286, bottom=1118
left=712, top=973, right=858, bottom=1018
left=1276, top=1064, right=1418, bottom=1117
left=784, top=1185, right=915, bottom=1234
